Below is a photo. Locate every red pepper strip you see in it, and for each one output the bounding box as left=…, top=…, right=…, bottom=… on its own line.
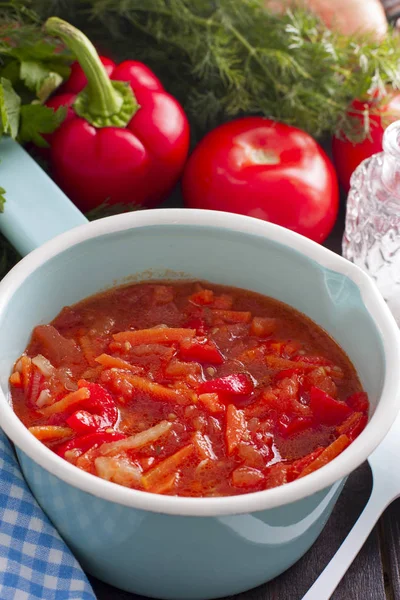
left=55, top=431, right=126, bottom=458
left=309, top=386, right=352, bottom=426
left=348, top=415, right=368, bottom=441
left=298, top=435, right=350, bottom=478
left=277, top=415, right=313, bottom=437
left=44, top=18, right=189, bottom=213
left=180, top=338, right=224, bottom=365
left=346, top=391, right=369, bottom=413
left=183, top=317, right=207, bottom=336
left=65, top=381, right=119, bottom=434
left=199, top=373, right=254, bottom=396
left=66, top=410, right=101, bottom=434
left=290, top=447, right=325, bottom=480
left=337, top=412, right=368, bottom=441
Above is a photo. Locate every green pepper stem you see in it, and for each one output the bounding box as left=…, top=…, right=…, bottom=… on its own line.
left=45, top=17, right=138, bottom=128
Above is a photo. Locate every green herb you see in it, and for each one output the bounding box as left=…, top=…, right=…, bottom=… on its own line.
left=0, top=0, right=72, bottom=146
left=18, top=103, right=66, bottom=146
left=0, top=0, right=73, bottom=206
left=38, top=0, right=400, bottom=142
left=0, top=77, right=20, bottom=137
left=0, top=187, right=6, bottom=212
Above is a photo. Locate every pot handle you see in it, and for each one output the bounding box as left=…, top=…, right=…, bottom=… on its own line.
left=0, top=138, right=88, bottom=257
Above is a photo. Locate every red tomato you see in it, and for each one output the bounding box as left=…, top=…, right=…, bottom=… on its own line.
left=182, top=117, right=339, bottom=243
left=332, top=94, right=400, bottom=192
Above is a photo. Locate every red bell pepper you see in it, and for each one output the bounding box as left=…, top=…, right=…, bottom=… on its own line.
left=309, top=386, right=352, bottom=426
left=180, top=338, right=224, bottom=365
left=44, top=18, right=190, bottom=213
left=199, top=373, right=254, bottom=396
left=65, top=381, right=119, bottom=434
left=346, top=391, right=369, bottom=413
left=276, top=414, right=313, bottom=437
left=55, top=430, right=126, bottom=458
left=183, top=317, right=207, bottom=336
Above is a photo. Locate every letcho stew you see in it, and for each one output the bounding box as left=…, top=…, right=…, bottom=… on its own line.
left=10, top=281, right=368, bottom=497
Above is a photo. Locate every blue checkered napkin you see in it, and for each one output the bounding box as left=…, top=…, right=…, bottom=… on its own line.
left=0, top=432, right=96, bottom=600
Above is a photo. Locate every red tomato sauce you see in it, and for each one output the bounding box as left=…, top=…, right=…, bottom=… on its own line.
left=10, top=281, right=368, bottom=497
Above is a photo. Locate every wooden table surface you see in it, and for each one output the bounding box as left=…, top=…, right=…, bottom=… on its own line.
left=86, top=195, right=400, bottom=600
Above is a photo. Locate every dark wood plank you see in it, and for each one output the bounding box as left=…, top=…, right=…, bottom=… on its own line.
left=380, top=500, right=400, bottom=600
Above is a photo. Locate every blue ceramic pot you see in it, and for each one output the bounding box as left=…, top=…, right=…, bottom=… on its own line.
left=0, top=139, right=399, bottom=598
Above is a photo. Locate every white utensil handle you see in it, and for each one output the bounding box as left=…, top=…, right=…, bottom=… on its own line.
left=301, top=486, right=389, bottom=600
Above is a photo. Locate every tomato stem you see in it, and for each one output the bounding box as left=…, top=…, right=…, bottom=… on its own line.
left=45, top=17, right=139, bottom=128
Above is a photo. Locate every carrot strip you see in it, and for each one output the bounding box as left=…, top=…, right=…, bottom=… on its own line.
left=40, top=387, right=90, bottom=416
left=226, top=404, right=248, bottom=455
left=9, top=372, right=22, bottom=388
left=150, top=473, right=178, bottom=495
left=99, top=421, right=172, bottom=456
left=110, top=373, right=196, bottom=405
left=337, top=412, right=363, bottom=435
left=79, top=335, right=98, bottom=366
left=198, top=393, right=226, bottom=414
left=95, top=353, right=143, bottom=373
left=20, top=356, right=32, bottom=394
left=298, top=435, right=350, bottom=478
left=113, top=328, right=195, bottom=345
left=211, top=310, right=252, bottom=324
left=28, top=426, right=74, bottom=441
left=164, top=359, right=201, bottom=379
left=193, top=432, right=217, bottom=460
left=142, top=444, right=195, bottom=490
left=266, top=354, right=343, bottom=378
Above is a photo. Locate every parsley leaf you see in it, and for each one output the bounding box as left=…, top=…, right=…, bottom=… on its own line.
left=20, top=60, right=63, bottom=102
left=0, top=77, right=21, bottom=139
left=18, top=104, right=67, bottom=147
left=20, top=60, right=51, bottom=91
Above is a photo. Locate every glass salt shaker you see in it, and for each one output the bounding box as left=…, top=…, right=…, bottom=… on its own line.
left=343, top=120, right=400, bottom=323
